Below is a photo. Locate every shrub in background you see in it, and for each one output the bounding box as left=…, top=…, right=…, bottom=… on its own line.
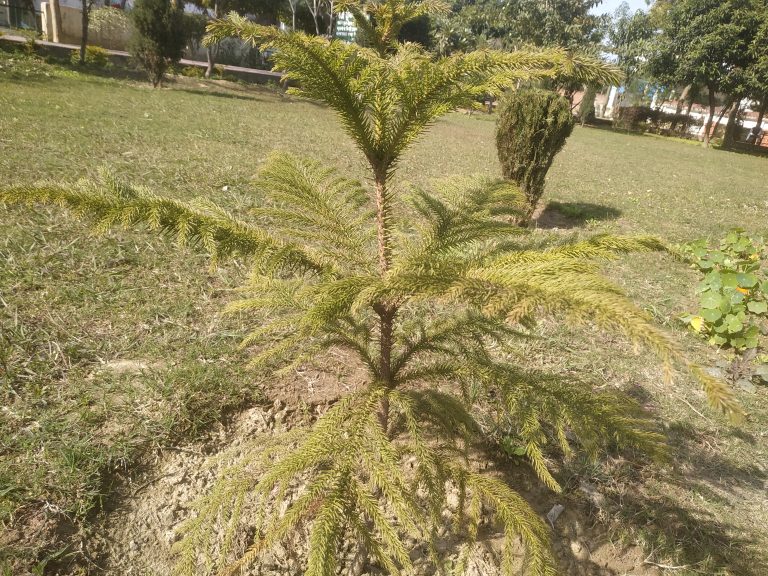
left=615, top=105, right=703, bottom=136
left=495, top=88, right=574, bottom=218
left=179, top=64, right=205, bottom=78
left=578, top=85, right=597, bottom=126
left=70, top=45, right=111, bottom=68
left=90, top=6, right=134, bottom=50
left=129, top=0, right=185, bottom=87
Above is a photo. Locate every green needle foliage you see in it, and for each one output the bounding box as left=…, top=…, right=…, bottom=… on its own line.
left=0, top=3, right=742, bottom=574
left=496, top=88, right=575, bottom=219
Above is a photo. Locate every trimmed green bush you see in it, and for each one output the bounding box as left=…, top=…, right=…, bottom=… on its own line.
left=495, top=88, right=574, bottom=217
left=70, top=45, right=110, bottom=68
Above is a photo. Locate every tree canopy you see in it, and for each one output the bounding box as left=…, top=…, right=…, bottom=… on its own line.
left=433, top=0, right=608, bottom=54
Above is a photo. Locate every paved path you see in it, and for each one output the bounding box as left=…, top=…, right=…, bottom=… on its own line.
left=0, top=33, right=284, bottom=81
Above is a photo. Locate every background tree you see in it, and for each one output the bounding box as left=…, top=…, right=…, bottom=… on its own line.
left=129, top=0, right=186, bottom=87
left=190, top=0, right=283, bottom=77
left=746, top=5, right=768, bottom=133
left=304, top=0, right=324, bottom=35
left=435, top=0, right=607, bottom=54
left=1, top=1, right=740, bottom=573
left=646, top=0, right=760, bottom=147
left=607, top=2, right=653, bottom=110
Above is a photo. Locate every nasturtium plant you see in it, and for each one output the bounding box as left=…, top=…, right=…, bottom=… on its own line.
left=681, top=229, right=768, bottom=352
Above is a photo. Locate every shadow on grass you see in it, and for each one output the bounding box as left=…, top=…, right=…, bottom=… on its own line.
left=534, top=201, right=622, bottom=229
left=174, top=86, right=279, bottom=103
left=715, top=143, right=768, bottom=158
left=602, top=421, right=768, bottom=575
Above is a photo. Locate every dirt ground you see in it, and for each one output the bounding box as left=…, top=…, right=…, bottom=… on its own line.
left=78, top=368, right=661, bottom=576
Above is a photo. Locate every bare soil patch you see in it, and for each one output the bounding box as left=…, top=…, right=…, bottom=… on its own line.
left=82, top=374, right=660, bottom=576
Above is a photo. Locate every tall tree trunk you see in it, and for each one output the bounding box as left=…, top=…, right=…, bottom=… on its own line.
left=670, top=84, right=691, bottom=131
left=79, top=0, right=88, bottom=65
left=373, top=169, right=395, bottom=435
left=685, top=97, right=694, bottom=116
left=675, top=84, right=692, bottom=115
left=204, top=4, right=219, bottom=79
left=327, top=0, right=335, bottom=36
left=205, top=46, right=215, bottom=78
left=722, top=99, right=741, bottom=149
left=669, top=84, right=693, bottom=132
left=703, top=86, right=716, bottom=148
left=757, top=97, right=767, bottom=128
left=305, top=0, right=321, bottom=35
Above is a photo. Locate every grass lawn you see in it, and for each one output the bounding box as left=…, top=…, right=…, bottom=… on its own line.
left=2, top=45, right=768, bottom=575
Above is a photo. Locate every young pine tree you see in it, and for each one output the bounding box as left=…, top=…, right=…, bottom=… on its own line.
left=130, top=0, right=186, bottom=87
left=0, top=1, right=741, bottom=574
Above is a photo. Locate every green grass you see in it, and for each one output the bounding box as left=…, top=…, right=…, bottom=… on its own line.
left=1, top=45, right=768, bottom=575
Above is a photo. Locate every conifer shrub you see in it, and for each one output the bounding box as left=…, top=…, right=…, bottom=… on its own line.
left=495, top=88, right=574, bottom=219
left=578, top=85, right=597, bottom=126
left=129, top=0, right=186, bottom=87
left=0, top=2, right=741, bottom=574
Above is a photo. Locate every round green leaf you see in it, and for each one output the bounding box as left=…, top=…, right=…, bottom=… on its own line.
left=720, top=273, right=738, bottom=288
left=736, top=272, right=758, bottom=288
left=729, top=291, right=745, bottom=305
left=748, top=301, right=768, bottom=314
left=700, top=291, right=722, bottom=309
left=701, top=308, right=722, bottom=322
left=727, top=316, right=744, bottom=333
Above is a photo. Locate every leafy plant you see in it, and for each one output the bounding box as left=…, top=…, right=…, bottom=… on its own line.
left=495, top=88, right=575, bottom=220
left=180, top=64, right=205, bottom=78
left=70, top=45, right=111, bottom=68
left=681, top=229, right=768, bottom=352
left=0, top=2, right=740, bottom=575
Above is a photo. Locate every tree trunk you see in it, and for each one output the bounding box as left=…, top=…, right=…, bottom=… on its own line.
left=703, top=87, right=716, bottom=147
left=685, top=97, right=694, bottom=116
left=327, top=0, right=335, bottom=36
left=204, top=4, right=219, bottom=79
left=205, top=47, right=215, bottom=78
left=79, top=0, right=88, bottom=65
left=757, top=97, right=767, bottom=129
left=675, top=84, right=692, bottom=115
left=304, top=0, right=321, bottom=35
left=373, top=170, right=395, bottom=435
left=722, top=99, right=741, bottom=149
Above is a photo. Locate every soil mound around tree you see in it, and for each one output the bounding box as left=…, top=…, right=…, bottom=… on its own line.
left=83, top=389, right=659, bottom=576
